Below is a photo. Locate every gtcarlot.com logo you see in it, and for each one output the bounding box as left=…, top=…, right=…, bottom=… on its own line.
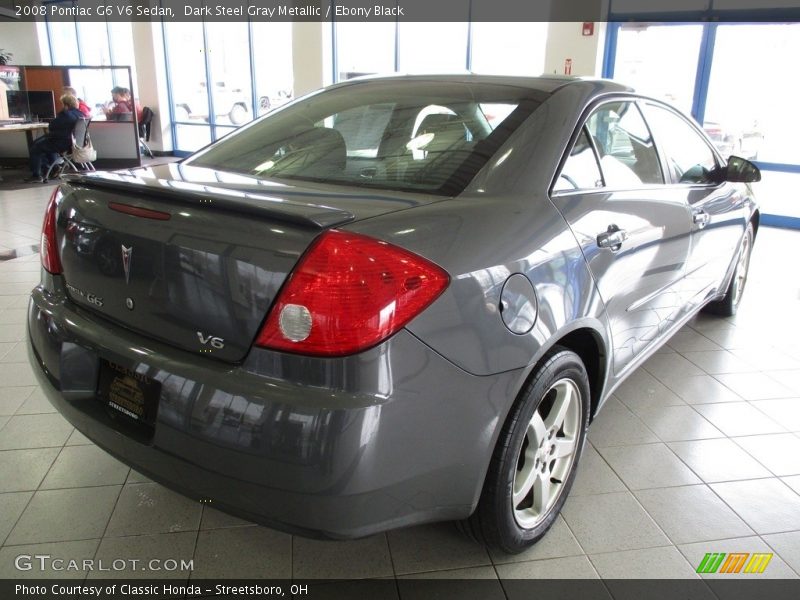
left=15, top=554, right=194, bottom=572
left=696, top=552, right=773, bottom=574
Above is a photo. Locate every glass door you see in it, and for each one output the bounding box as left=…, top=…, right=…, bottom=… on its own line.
left=705, top=23, right=800, bottom=224
left=608, top=21, right=800, bottom=228
left=612, top=23, right=704, bottom=115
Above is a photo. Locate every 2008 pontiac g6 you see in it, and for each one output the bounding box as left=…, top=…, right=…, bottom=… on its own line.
left=28, top=76, right=759, bottom=552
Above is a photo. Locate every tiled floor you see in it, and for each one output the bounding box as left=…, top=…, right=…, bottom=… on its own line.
left=1, top=183, right=800, bottom=586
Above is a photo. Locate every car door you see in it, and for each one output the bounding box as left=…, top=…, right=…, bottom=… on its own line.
left=552, top=100, right=694, bottom=375
left=642, top=102, right=747, bottom=307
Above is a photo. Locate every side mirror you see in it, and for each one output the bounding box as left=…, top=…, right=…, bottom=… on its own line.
left=723, top=155, right=761, bottom=183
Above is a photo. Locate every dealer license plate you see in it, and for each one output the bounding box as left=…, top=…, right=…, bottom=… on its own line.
left=97, top=360, right=160, bottom=425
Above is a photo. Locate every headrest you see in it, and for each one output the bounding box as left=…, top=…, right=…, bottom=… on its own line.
left=417, top=113, right=460, bottom=135
left=270, top=127, right=347, bottom=176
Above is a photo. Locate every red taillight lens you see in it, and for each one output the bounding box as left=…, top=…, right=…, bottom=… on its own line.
left=41, top=187, right=62, bottom=274
left=255, top=230, right=449, bottom=356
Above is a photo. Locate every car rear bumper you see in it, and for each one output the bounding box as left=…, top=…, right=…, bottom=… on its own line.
left=27, top=278, right=522, bottom=539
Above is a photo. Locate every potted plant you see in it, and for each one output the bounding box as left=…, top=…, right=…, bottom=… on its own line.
left=0, top=50, right=12, bottom=65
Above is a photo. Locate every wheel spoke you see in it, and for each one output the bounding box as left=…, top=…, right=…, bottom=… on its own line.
left=733, top=234, right=751, bottom=306
left=544, top=382, right=573, bottom=431
left=551, top=436, right=576, bottom=460
left=513, top=463, right=538, bottom=507
left=528, top=412, right=546, bottom=444
left=532, top=472, right=552, bottom=513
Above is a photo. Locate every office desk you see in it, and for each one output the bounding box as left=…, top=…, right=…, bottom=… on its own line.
left=1, top=121, right=140, bottom=174
left=0, top=124, right=49, bottom=180
left=0, top=122, right=49, bottom=149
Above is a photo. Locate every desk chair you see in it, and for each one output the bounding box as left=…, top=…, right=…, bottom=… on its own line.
left=139, top=107, right=154, bottom=158
left=44, top=118, right=96, bottom=182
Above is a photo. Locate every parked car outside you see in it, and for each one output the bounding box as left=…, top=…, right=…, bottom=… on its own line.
left=28, top=75, right=759, bottom=553
left=703, top=120, right=764, bottom=161
left=175, top=81, right=252, bottom=125
left=175, top=82, right=294, bottom=125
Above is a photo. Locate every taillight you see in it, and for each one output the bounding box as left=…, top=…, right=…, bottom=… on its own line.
left=41, top=187, right=62, bottom=274
left=255, top=230, right=449, bottom=356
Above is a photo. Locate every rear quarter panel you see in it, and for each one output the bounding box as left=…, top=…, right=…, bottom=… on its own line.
left=348, top=194, right=608, bottom=381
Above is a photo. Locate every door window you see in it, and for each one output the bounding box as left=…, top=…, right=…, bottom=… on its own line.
left=585, top=101, right=663, bottom=187
left=553, top=128, right=603, bottom=192
left=644, top=104, right=719, bottom=185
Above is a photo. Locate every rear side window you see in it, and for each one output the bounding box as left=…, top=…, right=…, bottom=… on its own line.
left=643, top=104, right=719, bottom=184
left=586, top=101, right=663, bottom=187
left=553, top=128, right=603, bottom=192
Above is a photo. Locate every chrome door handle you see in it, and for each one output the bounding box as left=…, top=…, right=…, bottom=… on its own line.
left=693, top=210, right=710, bottom=228
left=597, top=225, right=629, bottom=251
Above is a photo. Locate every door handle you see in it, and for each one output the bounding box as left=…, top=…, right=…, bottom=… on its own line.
left=693, top=210, right=710, bottom=228
left=597, top=224, right=629, bottom=251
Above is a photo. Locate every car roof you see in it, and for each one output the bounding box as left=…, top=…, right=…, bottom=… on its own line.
left=332, top=73, right=635, bottom=96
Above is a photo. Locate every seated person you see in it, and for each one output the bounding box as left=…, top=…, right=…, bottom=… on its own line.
left=62, top=86, right=92, bottom=117
left=104, top=86, right=143, bottom=122
left=24, top=94, right=84, bottom=183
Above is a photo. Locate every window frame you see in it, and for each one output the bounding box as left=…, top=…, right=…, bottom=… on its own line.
left=551, top=95, right=667, bottom=197
left=551, top=126, right=606, bottom=194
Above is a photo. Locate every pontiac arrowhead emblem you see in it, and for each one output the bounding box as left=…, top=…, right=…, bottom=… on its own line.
left=121, top=245, right=133, bottom=284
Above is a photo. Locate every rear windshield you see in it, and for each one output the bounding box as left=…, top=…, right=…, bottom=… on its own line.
left=187, top=80, right=545, bottom=196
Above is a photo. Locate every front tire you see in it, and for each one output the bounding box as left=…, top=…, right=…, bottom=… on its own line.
left=229, top=103, right=249, bottom=125
left=704, top=222, right=754, bottom=317
left=462, top=347, right=590, bottom=553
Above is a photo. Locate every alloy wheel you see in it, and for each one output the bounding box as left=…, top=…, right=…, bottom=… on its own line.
left=732, top=231, right=752, bottom=308
left=512, top=378, right=581, bottom=529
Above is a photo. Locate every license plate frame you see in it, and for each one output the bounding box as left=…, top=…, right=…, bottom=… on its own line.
left=97, top=359, right=160, bottom=425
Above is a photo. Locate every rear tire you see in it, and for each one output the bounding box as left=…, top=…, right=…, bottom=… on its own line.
left=174, top=105, right=191, bottom=122
left=461, top=347, right=590, bottom=553
left=704, top=222, right=754, bottom=317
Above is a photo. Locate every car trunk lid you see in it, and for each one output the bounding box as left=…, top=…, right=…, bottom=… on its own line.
left=55, top=164, right=442, bottom=363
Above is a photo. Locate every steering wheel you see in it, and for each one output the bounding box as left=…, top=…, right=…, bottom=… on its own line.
left=559, top=173, right=579, bottom=189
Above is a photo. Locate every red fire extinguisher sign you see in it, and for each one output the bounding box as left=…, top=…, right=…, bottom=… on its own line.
left=564, top=58, right=573, bottom=75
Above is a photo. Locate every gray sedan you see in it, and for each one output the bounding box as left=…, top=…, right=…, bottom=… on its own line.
left=28, top=75, right=759, bottom=553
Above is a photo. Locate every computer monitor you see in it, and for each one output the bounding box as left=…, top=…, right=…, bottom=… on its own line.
left=5, top=90, right=28, bottom=119
left=27, top=91, right=56, bottom=121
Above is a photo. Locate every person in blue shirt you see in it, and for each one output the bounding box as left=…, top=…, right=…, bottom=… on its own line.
left=25, top=94, right=85, bottom=183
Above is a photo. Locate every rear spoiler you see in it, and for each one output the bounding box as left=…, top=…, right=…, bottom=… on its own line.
left=61, top=171, right=356, bottom=229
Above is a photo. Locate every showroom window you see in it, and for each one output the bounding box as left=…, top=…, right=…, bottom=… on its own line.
left=162, top=20, right=294, bottom=153
left=334, top=19, right=547, bottom=81
left=43, top=5, right=136, bottom=82
left=397, top=22, right=470, bottom=73
left=41, top=9, right=137, bottom=115
left=606, top=20, right=800, bottom=228
left=469, top=22, right=548, bottom=76
left=611, top=24, right=702, bottom=116
left=335, top=21, right=396, bottom=80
